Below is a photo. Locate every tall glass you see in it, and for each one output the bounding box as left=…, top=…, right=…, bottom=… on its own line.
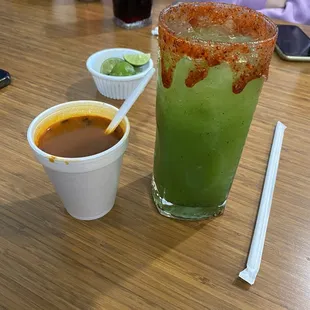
left=152, top=2, right=277, bottom=220
left=112, top=0, right=153, bottom=29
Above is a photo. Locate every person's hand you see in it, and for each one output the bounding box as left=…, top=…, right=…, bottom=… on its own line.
left=266, top=0, right=287, bottom=8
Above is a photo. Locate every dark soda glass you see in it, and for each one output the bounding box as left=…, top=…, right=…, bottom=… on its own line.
left=113, top=0, right=152, bottom=29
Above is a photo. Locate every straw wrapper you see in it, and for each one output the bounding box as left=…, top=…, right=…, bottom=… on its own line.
left=151, top=27, right=159, bottom=36
left=239, top=121, right=287, bottom=285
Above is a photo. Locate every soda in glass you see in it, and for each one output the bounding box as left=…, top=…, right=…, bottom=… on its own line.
left=112, top=0, right=152, bottom=29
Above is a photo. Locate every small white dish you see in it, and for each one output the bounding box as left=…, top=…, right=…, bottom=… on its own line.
left=86, top=48, right=154, bottom=100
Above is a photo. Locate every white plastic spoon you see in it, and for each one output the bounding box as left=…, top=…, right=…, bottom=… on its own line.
left=105, top=67, right=155, bottom=135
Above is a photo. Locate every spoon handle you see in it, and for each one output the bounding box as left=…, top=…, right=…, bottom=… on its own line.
left=105, top=67, right=155, bottom=134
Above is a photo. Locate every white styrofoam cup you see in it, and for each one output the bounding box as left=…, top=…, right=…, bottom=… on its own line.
left=27, top=100, right=130, bottom=220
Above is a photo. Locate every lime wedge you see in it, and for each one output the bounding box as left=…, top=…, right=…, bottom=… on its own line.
left=124, top=53, right=151, bottom=66
left=110, top=61, right=136, bottom=76
left=100, top=57, right=123, bottom=75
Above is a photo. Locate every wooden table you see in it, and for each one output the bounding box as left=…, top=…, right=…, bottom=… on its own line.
left=1, top=1, right=310, bottom=309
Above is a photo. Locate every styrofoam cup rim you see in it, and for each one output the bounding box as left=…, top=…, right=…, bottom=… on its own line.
left=27, top=100, right=130, bottom=163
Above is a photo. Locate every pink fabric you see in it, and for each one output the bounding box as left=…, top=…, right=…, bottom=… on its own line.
left=236, top=0, right=267, bottom=10
left=186, top=0, right=310, bottom=25
left=260, top=1, right=310, bottom=25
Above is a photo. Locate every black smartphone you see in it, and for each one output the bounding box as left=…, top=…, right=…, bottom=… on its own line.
left=275, top=25, right=310, bottom=62
left=0, top=69, right=11, bottom=89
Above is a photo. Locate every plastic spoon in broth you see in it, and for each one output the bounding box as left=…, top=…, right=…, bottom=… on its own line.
left=105, top=68, right=155, bottom=135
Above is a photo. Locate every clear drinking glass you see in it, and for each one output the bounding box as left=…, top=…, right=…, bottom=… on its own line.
left=112, top=0, right=152, bottom=29
left=152, top=2, right=277, bottom=220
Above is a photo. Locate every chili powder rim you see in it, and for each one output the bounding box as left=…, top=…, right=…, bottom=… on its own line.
left=159, top=2, right=278, bottom=48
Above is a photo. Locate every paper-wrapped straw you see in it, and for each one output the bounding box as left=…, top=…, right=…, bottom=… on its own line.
left=239, top=121, right=287, bottom=285
left=151, top=27, right=159, bottom=36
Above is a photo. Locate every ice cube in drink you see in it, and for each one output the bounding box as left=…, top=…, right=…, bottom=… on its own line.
left=168, top=20, right=256, bottom=43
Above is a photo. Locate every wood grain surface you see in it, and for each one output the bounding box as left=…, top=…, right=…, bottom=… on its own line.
left=1, top=1, right=310, bottom=309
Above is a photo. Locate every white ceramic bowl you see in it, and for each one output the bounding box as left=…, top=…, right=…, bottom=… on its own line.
left=86, top=48, right=154, bottom=100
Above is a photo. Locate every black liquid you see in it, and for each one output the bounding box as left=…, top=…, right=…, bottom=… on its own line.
left=113, top=0, right=152, bottom=23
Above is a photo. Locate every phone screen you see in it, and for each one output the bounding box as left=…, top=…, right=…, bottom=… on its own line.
left=0, top=69, right=11, bottom=89
left=276, top=25, right=310, bottom=57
